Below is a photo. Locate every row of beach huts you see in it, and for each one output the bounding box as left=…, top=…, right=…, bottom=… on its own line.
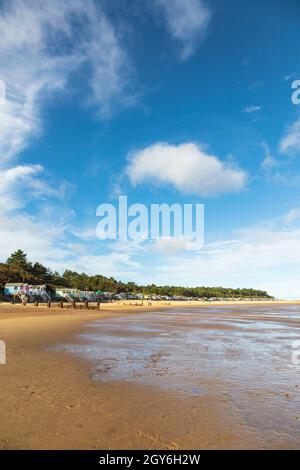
left=1, top=283, right=271, bottom=304
left=2, top=283, right=172, bottom=303
left=2, top=282, right=199, bottom=303
left=2, top=283, right=193, bottom=303
left=3, top=283, right=105, bottom=303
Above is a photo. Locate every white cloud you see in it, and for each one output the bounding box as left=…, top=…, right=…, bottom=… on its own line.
left=244, top=105, right=262, bottom=113
left=80, top=208, right=300, bottom=299
left=0, top=0, right=132, bottom=215
left=2, top=205, right=300, bottom=298
left=155, top=0, right=211, bottom=60
left=126, top=142, right=247, bottom=197
left=72, top=227, right=98, bottom=242
left=283, top=208, right=300, bottom=224
left=0, top=0, right=131, bottom=165
left=85, top=13, right=132, bottom=117
left=0, top=164, right=42, bottom=190
left=62, top=252, right=140, bottom=277
left=0, top=164, right=43, bottom=212
left=0, top=164, right=71, bottom=214
left=260, top=142, right=278, bottom=171
left=279, top=117, right=300, bottom=154
left=147, top=212, right=300, bottom=299
left=154, top=237, right=187, bottom=255
left=0, top=213, right=68, bottom=264
left=0, top=210, right=141, bottom=279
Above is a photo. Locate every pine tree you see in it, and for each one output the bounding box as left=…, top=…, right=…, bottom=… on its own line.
left=6, top=250, right=30, bottom=271
left=6, top=250, right=31, bottom=282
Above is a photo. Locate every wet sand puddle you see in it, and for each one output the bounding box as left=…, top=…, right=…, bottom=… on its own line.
left=56, top=305, right=300, bottom=446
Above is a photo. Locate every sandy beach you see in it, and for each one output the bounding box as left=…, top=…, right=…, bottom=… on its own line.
left=0, top=301, right=300, bottom=449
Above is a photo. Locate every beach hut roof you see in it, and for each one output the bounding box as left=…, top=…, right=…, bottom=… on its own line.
left=4, top=282, right=24, bottom=287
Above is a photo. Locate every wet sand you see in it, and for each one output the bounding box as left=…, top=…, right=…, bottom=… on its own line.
left=0, top=302, right=300, bottom=449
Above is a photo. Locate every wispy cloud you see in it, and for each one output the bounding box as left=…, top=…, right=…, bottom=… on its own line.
left=260, top=142, right=279, bottom=171
left=0, top=164, right=42, bottom=212
left=279, top=116, right=300, bottom=155
left=244, top=105, right=262, bottom=113
left=0, top=212, right=69, bottom=264
left=67, top=208, right=300, bottom=297
left=0, top=209, right=141, bottom=279
left=284, top=208, right=300, bottom=224
left=147, top=210, right=300, bottom=298
left=155, top=0, right=211, bottom=60
left=0, top=0, right=132, bottom=166
left=126, top=142, right=247, bottom=197
left=0, top=164, right=71, bottom=213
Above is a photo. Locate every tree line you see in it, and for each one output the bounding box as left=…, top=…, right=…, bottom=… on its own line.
left=0, top=250, right=272, bottom=299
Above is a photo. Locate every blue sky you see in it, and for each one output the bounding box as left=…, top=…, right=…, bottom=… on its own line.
left=1, top=0, right=300, bottom=298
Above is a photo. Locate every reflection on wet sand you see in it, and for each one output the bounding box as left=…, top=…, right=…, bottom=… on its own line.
left=58, top=305, right=300, bottom=448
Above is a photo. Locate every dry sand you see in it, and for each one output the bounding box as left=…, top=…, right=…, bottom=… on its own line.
left=0, top=301, right=299, bottom=449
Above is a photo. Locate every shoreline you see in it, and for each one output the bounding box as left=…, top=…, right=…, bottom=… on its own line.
left=0, top=302, right=298, bottom=449
left=0, top=298, right=299, bottom=323
left=1, top=297, right=299, bottom=311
